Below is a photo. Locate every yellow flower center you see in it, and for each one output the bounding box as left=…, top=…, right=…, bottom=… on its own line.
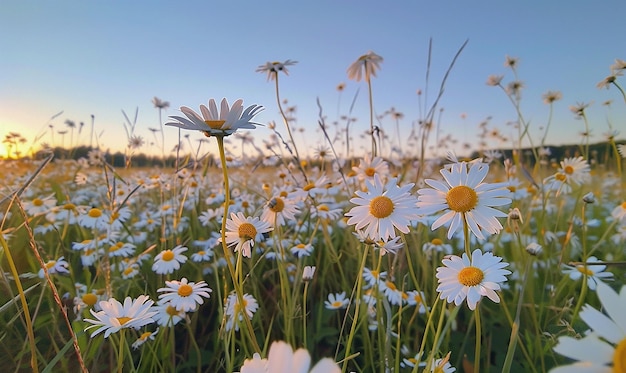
left=82, top=293, right=98, bottom=306
left=162, top=250, right=175, bottom=261
left=269, top=197, right=285, bottom=213
left=123, top=267, right=135, bottom=276
left=303, top=182, right=315, bottom=191
left=238, top=222, right=257, bottom=240
left=385, top=281, right=397, bottom=291
left=369, top=196, right=394, bottom=219
left=458, top=266, right=484, bottom=286
left=555, top=173, right=567, bottom=182
left=564, top=165, right=574, bottom=174
left=234, top=299, right=248, bottom=314
left=46, top=261, right=56, bottom=269
left=117, top=317, right=132, bottom=325
left=88, top=208, right=102, bottom=218
left=109, top=242, right=124, bottom=252
left=204, top=120, right=226, bottom=129
left=614, top=338, right=626, bottom=373
left=33, top=198, right=43, bottom=206
left=177, top=284, right=193, bottom=297
left=507, top=185, right=517, bottom=192
left=365, top=167, right=376, bottom=177
left=431, top=238, right=443, bottom=245
left=63, top=203, right=76, bottom=210
left=295, top=243, right=306, bottom=250
left=446, top=185, right=478, bottom=213
left=139, top=331, right=152, bottom=341
left=621, top=201, right=626, bottom=209
left=331, top=301, right=343, bottom=308
left=318, top=204, right=329, bottom=211
left=576, top=266, right=594, bottom=276
left=166, top=305, right=179, bottom=316
left=370, top=269, right=379, bottom=278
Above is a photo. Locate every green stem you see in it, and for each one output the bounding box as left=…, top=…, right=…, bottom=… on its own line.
left=341, top=245, right=368, bottom=373
left=474, top=305, right=482, bottom=373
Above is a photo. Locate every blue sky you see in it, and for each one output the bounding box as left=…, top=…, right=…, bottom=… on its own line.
left=1, top=0, right=625, bottom=159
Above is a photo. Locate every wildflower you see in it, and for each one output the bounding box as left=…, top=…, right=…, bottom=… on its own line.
left=619, top=144, right=626, bottom=159
left=38, top=256, right=70, bottom=278
left=375, top=236, right=404, bottom=256
left=352, top=154, right=390, bottom=182
left=422, top=238, right=453, bottom=255
left=290, top=242, right=314, bottom=258
left=191, top=248, right=214, bottom=262
left=486, top=75, right=504, bottom=86
left=224, top=292, right=259, bottom=332
left=612, top=202, right=626, bottom=222
left=152, top=302, right=186, bottom=327
left=406, top=290, right=428, bottom=313
left=542, top=90, right=563, bottom=104
left=562, top=256, right=613, bottom=290
left=347, top=51, right=383, bottom=82
left=324, top=292, right=349, bottom=310
left=381, top=280, right=404, bottom=305
left=256, top=59, right=298, bottom=81
left=165, top=98, right=264, bottom=137
left=345, top=175, right=418, bottom=241
left=583, top=192, right=596, bottom=204
left=261, top=194, right=300, bottom=227
left=436, top=249, right=511, bottom=310
left=551, top=282, right=626, bottom=372
left=132, top=328, right=159, bottom=350
left=611, top=58, right=626, bottom=72
left=363, top=267, right=386, bottom=288
left=239, top=340, right=340, bottom=373
left=157, top=277, right=212, bottom=312
left=152, top=96, right=170, bottom=109
left=78, top=207, right=109, bottom=230
left=222, top=212, right=273, bottom=258
left=569, top=101, right=592, bottom=118
left=416, top=161, right=512, bottom=240
left=107, top=241, right=135, bottom=258
left=504, top=55, right=519, bottom=69
left=84, top=295, right=157, bottom=338
left=525, top=242, right=542, bottom=256
left=302, top=266, right=316, bottom=281
left=545, top=157, right=591, bottom=195
left=23, top=194, right=57, bottom=215
left=152, top=245, right=188, bottom=275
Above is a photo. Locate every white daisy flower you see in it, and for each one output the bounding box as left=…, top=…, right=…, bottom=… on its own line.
left=38, top=256, right=70, bottom=278
left=290, top=242, right=314, bottom=258
left=302, top=266, right=316, bottom=281
left=157, top=277, right=212, bottom=312
left=345, top=175, right=418, bottom=241
left=221, top=212, right=273, bottom=258
left=239, top=340, right=340, bottom=373
left=132, top=328, right=159, bottom=350
left=152, top=245, right=188, bottom=275
left=83, top=295, right=157, bottom=338
left=347, top=51, right=383, bottom=82
left=165, top=98, right=263, bottom=137
left=324, top=292, right=349, bottom=310
left=612, top=202, right=626, bottom=222
left=352, top=153, right=390, bottom=182
left=562, top=256, right=614, bottom=291
left=436, top=249, right=511, bottom=310
left=261, top=194, right=300, bottom=227
left=224, top=292, right=259, bottom=332
left=256, top=59, right=298, bottom=81
left=152, top=302, right=186, bottom=327
left=544, top=156, right=591, bottom=195
left=416, top=161, right=512, bottom=240
left=551, top=281, right=626, bottom=372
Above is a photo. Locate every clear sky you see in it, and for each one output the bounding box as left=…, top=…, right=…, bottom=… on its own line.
left=1, top=0, right=625, bottom=159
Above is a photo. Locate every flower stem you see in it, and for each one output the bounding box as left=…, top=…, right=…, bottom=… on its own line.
left=474, top=305, right=482, bottom=373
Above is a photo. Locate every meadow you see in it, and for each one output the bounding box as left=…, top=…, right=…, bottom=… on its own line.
left=1, top=53, right=626, bottom=373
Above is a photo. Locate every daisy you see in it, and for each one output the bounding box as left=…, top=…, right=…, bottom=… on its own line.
left=83, top=295, right=157, bottom=338
left=352, top=153, right=389, bottom=182
left=157, top=277, right=212, bottom=312
left=416, top=161, right=512, bottom=240
left=544, top=157, right=591, bottom=195
left=375, top=236, right=404, bottom=256
left=222, top=212, right=273, bottom=258
left=302, top=266, right=316, bottom=281
left=345, top=175, right=418, bottom=241
left=132, top=328, right=159, bottom=350
left=290, top=242, right=314, bottom=258
left=78, top=207, right=109, bottom=230
left=191, top=248, right=214, bottom=263
left=152, top=245, right=188, bottom=275
left=239, top=340, right=340, bottom=373
left=551, top=282, right=626, bottom=372
left=107, top=241, right=135, bottom=258
left=23, top=194, right=57, bottom=216
left=224, top=292, right=259, bottom=332
left=152, top=302, right=186, bottom=327
left=562, top=256, right=614, bottom=291
left=38, top=256, right=70, bottom=278
left=436, top=249, right=511, bottom=310
left=612, top=202, right=626, bottom=222
left=422, top=238, right=453, bottom=255
left=347, top=51, right=383, bottom=82
left=256, top=59, right=298, bottom=81
left=406, top=290, right=428, bottom=313
left=380, top=280, right=405, bottom=306
left=165, top=98, right=264, bottom=137
left=324, top=292, right=349, bottom=310
left=618, top=144, right=626, bottom=159
left=363, top=267, right=386, bottom=288
left=261, top=194, right=300, bottom=227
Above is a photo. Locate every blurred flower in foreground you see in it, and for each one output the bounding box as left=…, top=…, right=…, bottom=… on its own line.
left=550, top=282, right=626, bottom=372
left=165, top=98, right=263, bottom=137
left=416, top=161, right=512, bottom=240
left=562, top=256, right=613, bottom=291
left=239, top=340, right=340, bottom=373
left=256, top=59, right=297, bottom=81
left=84, top=295, right=156, bottom=338
left=436, top=249, right=510, bottom=310
left=347, top=51, right=383, bottom=82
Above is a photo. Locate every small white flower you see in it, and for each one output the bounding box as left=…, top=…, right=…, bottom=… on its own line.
left=157, top=278, right=212, bottom=312
left=324, top=292, right=349, bottom=310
